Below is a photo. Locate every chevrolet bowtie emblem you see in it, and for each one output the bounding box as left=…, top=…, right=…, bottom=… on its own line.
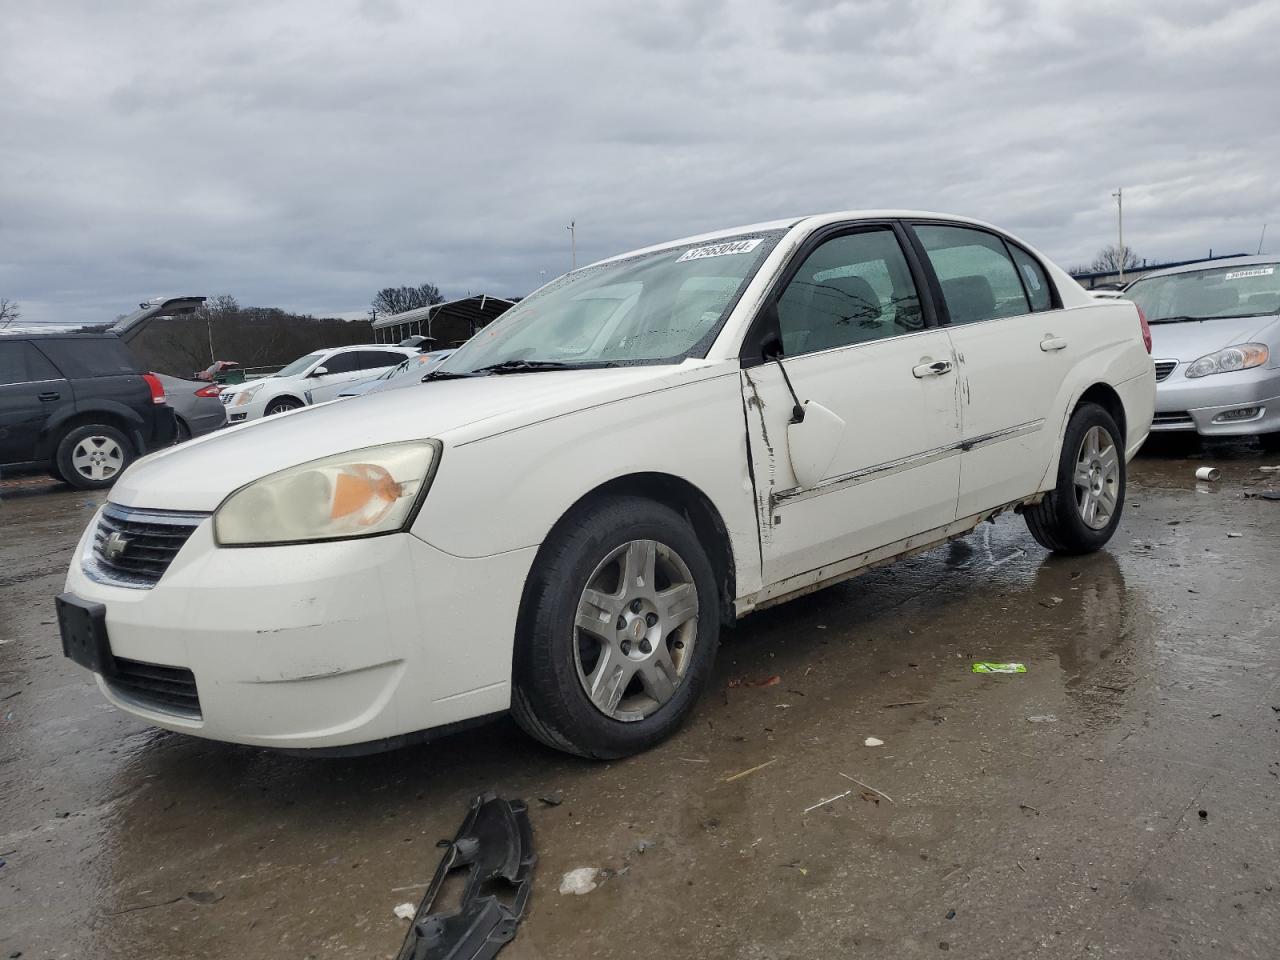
left=103, top=531, right=131, bottom=562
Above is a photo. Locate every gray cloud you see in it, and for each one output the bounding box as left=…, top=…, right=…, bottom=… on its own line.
left=2, top=0, right=1278, bottom=326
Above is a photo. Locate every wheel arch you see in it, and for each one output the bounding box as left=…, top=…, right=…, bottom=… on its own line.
left=528, top=471, right=737, bottom=626
left=38, top=408, right=140, bottom=461
left=266, top=393, right=305, bottom=410
left=1038, top=380, right=1129, bottom=492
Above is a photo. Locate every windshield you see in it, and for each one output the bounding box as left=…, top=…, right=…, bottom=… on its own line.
left=275, top=351, right=325, bottom=378
left=438, top=231, right=784, bottom=373
left=1126, top=263, right=1280, bottom=321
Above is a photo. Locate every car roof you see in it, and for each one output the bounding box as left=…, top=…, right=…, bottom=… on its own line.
left=1130, top=254, right=1280, bottom=283
left=0, top=329, right=119, bottom=340
left=586, top=210, right=1017, bottom=269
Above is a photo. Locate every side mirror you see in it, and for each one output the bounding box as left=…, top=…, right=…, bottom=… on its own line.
left=311, top=366, right=329, bottom=377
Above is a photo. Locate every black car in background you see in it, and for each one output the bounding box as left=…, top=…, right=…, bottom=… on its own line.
left=0, top=333, right=176, bottom=489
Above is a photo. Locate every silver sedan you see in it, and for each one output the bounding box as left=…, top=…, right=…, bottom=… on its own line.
left=1124, top=255, right=1280, bottom=451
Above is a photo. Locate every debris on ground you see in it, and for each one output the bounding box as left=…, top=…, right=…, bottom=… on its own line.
left=558, top=867, right=599, bottom=896
left=1019, top=803, right=1040, bottom=815
left=1199, top=809, right=1209, bottom=820
left=1245, top=490, right=1280, bottom=501
left=1259, top=465, right=1279, bottom=473
left=727, top=675, right=781, bottom=688
left=803, top=790, right=853, bottom=814
left=883, top=700, right=928, bottom=709
left=1195, top=467, right=1221, bottom=482
left=722, top=758, right=776, bottom=782
left=185, top=890, right=223, bottom=905
left=1038, top=596, right=1063, bottom=608
left=945, top=909, right=956, bottom=920
left=864, top=737, right=884, bottom=747
left=536, top=792, right=563, bottom=807
left=971, top=662, right=1026, bottom=674
left=396, top=793, right=535, bottom=959
left=1227, top=532, right=1243, bottom=538
left=838, top=772, right=894, bottom=804
left=394, top=903, right=417, bottom=920
left=1027, top=715, right=1058, bottom=723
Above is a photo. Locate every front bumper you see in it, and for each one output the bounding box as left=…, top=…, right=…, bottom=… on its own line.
left=63, top=510, right=537, bottom=749
left=1150, top=362, right=1280, bottom=436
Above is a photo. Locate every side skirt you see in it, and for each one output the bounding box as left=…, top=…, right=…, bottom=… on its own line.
left=734, top=494, right=1044, bottom=616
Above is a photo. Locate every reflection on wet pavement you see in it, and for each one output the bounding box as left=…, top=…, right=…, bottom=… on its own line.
left=2, top=441, right=1278, bottom=958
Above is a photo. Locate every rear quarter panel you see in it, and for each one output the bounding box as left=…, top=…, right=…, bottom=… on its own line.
left=1037, top=298, right=1155, bottom=489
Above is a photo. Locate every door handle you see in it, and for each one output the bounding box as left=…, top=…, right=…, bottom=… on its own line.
left=38, top=392, right=61, bottom=401
left=1040, top=336, right=1068, bottom=352
left=912, top=360, right=953, bottom=378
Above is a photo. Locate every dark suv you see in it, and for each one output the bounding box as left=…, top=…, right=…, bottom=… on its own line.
left=0, top=333, right=176, bottom=490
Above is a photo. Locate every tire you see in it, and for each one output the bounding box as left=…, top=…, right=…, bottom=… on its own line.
left=175, top=418, right=192, bottom=443
left=511, top=495, right=721, bottom=759
left=47, top=464, right=67, bottom=484
left=264, top=397, right=303, bottom=416
left=1025, top=403, right=1125, bottom=555
left=55, top=424, right=135, bottom=491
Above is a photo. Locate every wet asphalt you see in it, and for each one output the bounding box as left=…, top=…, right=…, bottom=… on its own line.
left=2, top=439, right=1279, bottom=960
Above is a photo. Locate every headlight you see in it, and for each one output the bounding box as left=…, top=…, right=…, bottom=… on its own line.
left=233, top=383, right=264, bottom=406
left=1184, top=343, right=1269, bottom=379
left=214, top=441, right=440, bottom=546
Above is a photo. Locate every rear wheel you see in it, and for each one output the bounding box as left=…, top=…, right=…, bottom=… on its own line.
left=1025, top=403, right=1125, bottom=554
left=56, top=424, right=134, bottom=490
left=511, top=495, right=720, bottom=758
left=175, top=418, right=192, bottom=443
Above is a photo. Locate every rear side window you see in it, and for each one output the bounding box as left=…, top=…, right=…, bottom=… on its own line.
left=0, top=341, right=63, bottom=385
left=358, top=350, right=411, bottom=370
left=1008, top=244, right=1054, bottom=311
left=915, top=225, right=1030, bottom=324
left=34, top=338, right=137, bottom=378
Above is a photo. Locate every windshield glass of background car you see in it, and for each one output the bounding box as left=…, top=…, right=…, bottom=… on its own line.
left=1125, top=264, right=1280, bottom=321
left=275, top=352, right=325, bottom=378
left=440, top=231, right=785, bottom=372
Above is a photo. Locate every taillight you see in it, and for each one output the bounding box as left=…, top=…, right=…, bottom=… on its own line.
left=143, top=372, right=167, bottom=405
left=1136, top=305, right=1152, bottom=354
left=194, top=384, right=221, bottom=398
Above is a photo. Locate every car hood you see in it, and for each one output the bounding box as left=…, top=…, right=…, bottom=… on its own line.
left=1149, top=314, right=1279, bottom=361
left=110, top=364, right=716, bottom=512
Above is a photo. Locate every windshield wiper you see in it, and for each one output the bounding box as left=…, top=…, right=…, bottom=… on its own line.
left=468, top=359, right=619, bottom=375
left=421, top=369, right=477, bottom=382
left=1148, top=315, right=1210, bottom=324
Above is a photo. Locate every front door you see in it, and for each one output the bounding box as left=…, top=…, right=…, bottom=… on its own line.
left=741, top=225, right=963, bottom=588
left=908, top=223, right=1072, bottom=518
left=308, top=350, right=368, bottom=403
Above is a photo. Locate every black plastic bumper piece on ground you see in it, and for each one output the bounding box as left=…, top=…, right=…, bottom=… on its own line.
left=397, top=793, right=536, bottom=960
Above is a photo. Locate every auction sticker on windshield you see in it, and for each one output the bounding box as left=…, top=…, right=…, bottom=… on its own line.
left=676, top=238, right=765, bottom=262
left=1224, top=267, right=1275, bottom=281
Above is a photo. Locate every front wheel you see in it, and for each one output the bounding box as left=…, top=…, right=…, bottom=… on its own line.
left=264, top=397, right=303, bottom=416
left=1025, top=403, right=1125, bottom=554
left=511, top=495, right=720, bottom=759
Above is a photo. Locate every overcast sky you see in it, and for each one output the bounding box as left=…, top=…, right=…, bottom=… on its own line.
left=3, top=0, right=1278, bottom=325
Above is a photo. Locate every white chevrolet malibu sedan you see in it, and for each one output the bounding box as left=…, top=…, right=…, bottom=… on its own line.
left=57, top=212, right=1156, bottom=758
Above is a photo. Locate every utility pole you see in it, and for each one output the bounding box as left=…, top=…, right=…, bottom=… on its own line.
left=1112, top=187, right=1125, bottom=282
left=566, top=220, right=576, bottom=271
left=1259, top=223, right=1268, bottom=255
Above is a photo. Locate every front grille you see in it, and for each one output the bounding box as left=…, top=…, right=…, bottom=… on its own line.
left=220, top=392, right=233, bottom=405
left=108, top=658, right=202, bottom=719
left=1154, top=360, right=1177, bottom=382
left=85, top=504, right=207, bottom=589
left=1152, top=411, right=1194, bottom=427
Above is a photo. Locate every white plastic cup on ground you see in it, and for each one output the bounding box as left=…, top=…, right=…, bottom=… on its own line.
left=1195, top=467, right=1220, bottom=482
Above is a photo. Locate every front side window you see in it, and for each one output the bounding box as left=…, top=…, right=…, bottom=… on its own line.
left=1125, top=263, right=1280, bottom=322
left=0, top=342, right=61, bottom=385
left=775, top=228, right=924, bottom=357
left=438, top=230, right=785, bottom=373
left=275, top=352, right=325, bottom=378
left=915, top=224, right=1030, bottom=325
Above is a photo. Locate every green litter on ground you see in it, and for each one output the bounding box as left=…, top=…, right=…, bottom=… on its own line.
left=971, top=661, right=1026, bottom=674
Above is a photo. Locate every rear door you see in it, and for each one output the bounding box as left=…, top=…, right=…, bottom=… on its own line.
left=0, top=341, right=71, bottom=465
left=741, top=223, right=963, bottom=588
left=906, top=222, right=1071, bottom=517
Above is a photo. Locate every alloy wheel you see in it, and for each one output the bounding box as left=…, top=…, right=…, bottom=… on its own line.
left=1073, top=425, right=1119, bottom=530
left=71, top=436, right=124, bottom=482
left=572, top=539, right=700, bottom=722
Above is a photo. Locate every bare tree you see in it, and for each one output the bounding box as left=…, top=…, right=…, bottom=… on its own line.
left=371, top=283, right=445, bottom=318
left=0, top=298, right=20, bottom=328
left=1089, top=245, right=1141, bottom=274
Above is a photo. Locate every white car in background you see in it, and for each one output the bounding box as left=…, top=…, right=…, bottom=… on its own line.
left=219, top=344, right=418, bottom=422
left=57, top=211, right=1154, bottom=760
